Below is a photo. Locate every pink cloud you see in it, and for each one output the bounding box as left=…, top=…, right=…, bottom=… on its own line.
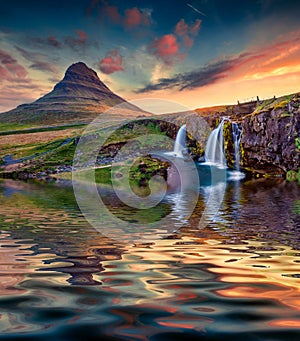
left=98, top=49, right=124, bottom=74
left=0, top=65, right=12, bottom=81
left=76, top=30, right=88, bottom=42
left=47, top=35, right=62, bottom=48
left=175, top=19, right=189, bottom=36
left=98, top=2, right=151, bottom=29
left=174, top=19, right=202, bottom=50
left=182, top=35, right=194, bottom=48
left=64, top=30, right=89, bottom=50
left=190, top=19, right=201, bottom=36
left=175, top=19, right=201, bottom=48
left=124, top=7, right=150, bottom=29
left=0, top=49, right=28, bottom=80
left=104, top=5, right=122, bottom=24
left=151, top=34, right=183, bottom=65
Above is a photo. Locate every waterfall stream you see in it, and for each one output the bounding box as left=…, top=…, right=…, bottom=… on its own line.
left=173, top=124, right=186, bottom=157
left=204, top=118, right=227, bottom=167
left=232, top=122, right=242, bottom=172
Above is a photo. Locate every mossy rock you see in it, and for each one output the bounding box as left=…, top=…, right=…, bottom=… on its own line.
left=286, top=170, right=298, bottom=182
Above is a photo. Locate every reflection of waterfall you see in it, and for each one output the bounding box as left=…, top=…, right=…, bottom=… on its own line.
left=228, top=122, right=245, bottom=180
left=205, top=119, right=226, bottom=167
left=173, top=124, right=186, bottom=158
left=232, top=123, right=242, bottom=172
left=199, top=182, right=227, bottom=226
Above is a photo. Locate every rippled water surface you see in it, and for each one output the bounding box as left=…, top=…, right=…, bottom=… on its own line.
left=0, top=178, right=300, bottom=340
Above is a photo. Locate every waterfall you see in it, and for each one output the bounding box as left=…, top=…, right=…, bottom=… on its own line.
left=173, top=124, right=186, bottom=157
left=205, top=119, right=226, bottom=167
left=232, top=123, right=242, bottom=171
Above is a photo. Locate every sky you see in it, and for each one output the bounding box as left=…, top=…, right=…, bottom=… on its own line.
left=1, top=0, right=300, bottom=113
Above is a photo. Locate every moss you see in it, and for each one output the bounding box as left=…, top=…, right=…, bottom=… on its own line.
left=129, top=156, right=169, bottom=186
left=295, top=137, right=300, bottom=151
left=252, top=93, right=295, bottom=115
left=286, top=170, right=298, bottom=182
left=281, top=111, right=292, bottom=118
left=223, top=121, right=235, bottom=168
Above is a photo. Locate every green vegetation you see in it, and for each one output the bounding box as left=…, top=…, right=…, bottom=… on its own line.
left=252, top=94, right=295, bottom=115
left=0, top=138, right=73, bottom=160
left=0, top=123, right=34, bottom=133
left=286, top=169, right=300, bottom=183
left=0, top=123, right=85, bottom=136
left=27, top=141, right=76, bottom=172
left=295, top=137, right=300, bottom=151
left=104, top=121, right=165, bottom=146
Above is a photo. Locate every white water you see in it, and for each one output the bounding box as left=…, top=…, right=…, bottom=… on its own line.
left=173, top=124, right=186, bottom=157
left=166, top=124, right=187, bottom=158
left=229, top=122, right=245, bottom=180
left=232, top=122, right=242, bottom=172
left=204, top=119, right=226, bottom=168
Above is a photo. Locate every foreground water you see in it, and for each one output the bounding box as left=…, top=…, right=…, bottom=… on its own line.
left=0, top=177, right=299, bottom=340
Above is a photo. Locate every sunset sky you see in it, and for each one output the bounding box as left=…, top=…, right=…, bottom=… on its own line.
left=1, top=0, right=300, bottom=112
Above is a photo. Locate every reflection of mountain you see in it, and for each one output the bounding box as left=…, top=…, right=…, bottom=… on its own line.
left=0, top=180, right=124, bottom=286
left=0, top=62, right=149, bottom=124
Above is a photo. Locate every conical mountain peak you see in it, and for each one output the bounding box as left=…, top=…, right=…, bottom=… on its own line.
left=63, top=62, right=107, bottom=87
left=0, top=62, right=148, bottom=124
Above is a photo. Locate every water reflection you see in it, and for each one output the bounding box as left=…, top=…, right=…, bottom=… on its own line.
left=0, top=178, right=299, bottom=340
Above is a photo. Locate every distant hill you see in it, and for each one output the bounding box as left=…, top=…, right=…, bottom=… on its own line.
left=0, top=62, right=149, bottom=125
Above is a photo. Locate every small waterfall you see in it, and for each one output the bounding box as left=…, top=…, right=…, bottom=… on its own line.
left=232, top=123, right=242, bottom=171
left=173, top=124, right=186, bottom=157
left=205, top=119, right=226, bottom=167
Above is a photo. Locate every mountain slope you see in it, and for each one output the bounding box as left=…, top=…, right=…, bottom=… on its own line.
left=0, top=62, right=148, bottom=125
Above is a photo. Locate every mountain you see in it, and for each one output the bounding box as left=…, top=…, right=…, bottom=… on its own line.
left=0, top=62, right=148, bottom=125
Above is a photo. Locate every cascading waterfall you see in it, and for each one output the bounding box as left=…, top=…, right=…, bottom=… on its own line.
left=231, top=122, right=242, bottom=172
left=173, top=124, right=186, bottom=158
left=204, top=119, right=227, bottom=167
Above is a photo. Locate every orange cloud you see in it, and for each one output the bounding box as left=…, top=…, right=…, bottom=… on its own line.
left=0, top=49, right=27, bottom=80
left=151, top=34, right=183, bottom=65
left=175, top=19, right=189, bottom=36
left=104, top=4, right=122, bottom=24
left=142, top=29, right=300, bottom=92
left=124, top=7, right=150, bottom=29
left=175, top=19, right=202, bottom=49
left=98, top=49, right=124, bottom=74
left=98, top=2, right=151, bottom=30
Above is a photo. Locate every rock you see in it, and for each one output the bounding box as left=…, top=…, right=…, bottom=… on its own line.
left=241, top=94, right=300, bottom=174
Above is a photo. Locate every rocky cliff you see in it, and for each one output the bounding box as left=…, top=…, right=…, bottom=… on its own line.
left=240, top=93, right=300, bottom=176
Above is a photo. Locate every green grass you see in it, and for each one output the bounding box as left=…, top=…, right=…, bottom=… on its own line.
left=0, top=138, right=75, bottom=160
left=0, top=123, right=34, bottom=132
left=253, top=94, right=295, bottom=115
left=0, top=123, right=86, bottom=136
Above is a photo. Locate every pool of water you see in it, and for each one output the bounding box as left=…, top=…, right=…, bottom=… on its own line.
left=0, top=177, right=299, bottom=340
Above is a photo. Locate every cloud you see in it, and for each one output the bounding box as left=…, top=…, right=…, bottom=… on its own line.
left=15, top=46, right=58, bottom=74
left=104, top=4, right=122, bottom=24
left=29, top=30, right=97, bottom=52
left=175, top=18, right=201, bottom=48
left=175, top=19, right=189, bottom=36
left=86, top=0, right=100, bottom=15
left=149, top=19, right=201, bottom=65
left=31, top=35, right=62, bottom=48
left=65, top=30, right=89, bottom=51
left=0, top=49, right=27, bottom=80
left=137, top=30, right=300, bottom=93
left=124, top=7, right=150, bottom=29
left=150, top=34, right=183, bottom=65
left=136, top=58, right=235, bottom=93
left=98, top=49, right=124, bottom=74
left=90, top=1, right=152, bottom=30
